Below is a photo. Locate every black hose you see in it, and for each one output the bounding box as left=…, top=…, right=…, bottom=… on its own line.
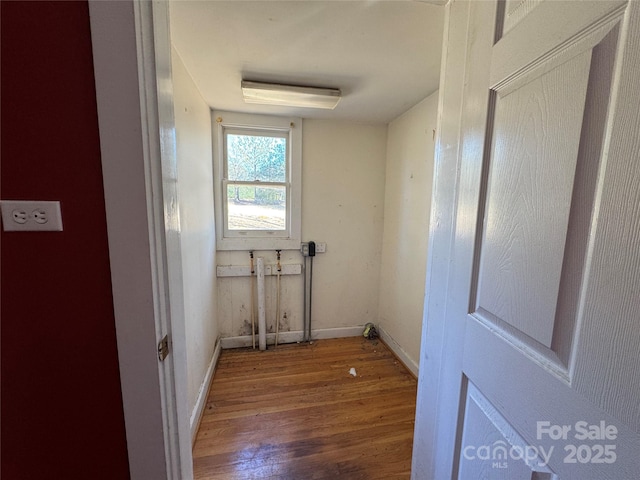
left=308, top=255, right=313, bottom=343
left=303, top=255, right=307, bottom=342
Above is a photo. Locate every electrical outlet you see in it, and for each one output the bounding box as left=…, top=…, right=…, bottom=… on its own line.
left=301, top=241, right=326, bottom=255
left=32, top=208, right=49, bottom=224
left=0, top=200, right=63, bottom=231
left=12, top=210, right=28, bottom=224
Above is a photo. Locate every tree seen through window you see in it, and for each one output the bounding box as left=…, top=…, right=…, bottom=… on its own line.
left=226, top=133, right=287, bottom=230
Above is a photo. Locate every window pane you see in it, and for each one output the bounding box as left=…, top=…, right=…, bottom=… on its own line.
left=226, top=133, right=286, bottom=182
left=227, top=184, right=286, bottom=230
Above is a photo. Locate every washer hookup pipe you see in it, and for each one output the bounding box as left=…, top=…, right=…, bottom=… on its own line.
left=275, top=250, right=282, bottom=347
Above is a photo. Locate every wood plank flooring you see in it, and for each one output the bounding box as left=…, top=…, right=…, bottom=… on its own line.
left=193, top=336, right=418, bottom=479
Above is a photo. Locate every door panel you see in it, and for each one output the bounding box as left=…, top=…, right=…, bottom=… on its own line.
left=475, top=48, right=592, bottom=350
left=502, top=0, right=544, bottom=36
left=463, top=319, right=640, bottom=479
left=413, top=1, right=640, bottom=478
left=457, top=382, right=555, bottom=480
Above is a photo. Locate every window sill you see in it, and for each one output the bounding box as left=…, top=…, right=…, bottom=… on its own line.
left=216, top=236, right=301, bottom=251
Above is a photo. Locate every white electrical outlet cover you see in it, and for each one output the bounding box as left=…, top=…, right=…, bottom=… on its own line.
left=0, top=200, right=63, bottom=232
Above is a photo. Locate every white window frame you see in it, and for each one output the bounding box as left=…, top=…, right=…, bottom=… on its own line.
left=212, top=110, right=302, bottom=251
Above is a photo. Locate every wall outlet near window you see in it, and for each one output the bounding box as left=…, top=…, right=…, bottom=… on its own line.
left=0, top=200, right=63, bottom=231
left=301, top=241, right=326, bottom=255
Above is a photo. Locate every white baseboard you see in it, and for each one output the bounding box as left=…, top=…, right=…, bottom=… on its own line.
left=220, top=325, right=363, bottom=349
left=378, top=326, right=419, bottom=377
left=190, top=339, right=221, bottom=445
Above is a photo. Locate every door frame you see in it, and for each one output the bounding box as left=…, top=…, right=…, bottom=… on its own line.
left=90, top=1, right=461, bottom=478
left=89, top=1, right=192, bottom=478
left=412, top=1, right=477, bottom=478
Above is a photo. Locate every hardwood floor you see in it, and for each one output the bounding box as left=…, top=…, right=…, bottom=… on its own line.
left=193, top=336, right=418, bottom=479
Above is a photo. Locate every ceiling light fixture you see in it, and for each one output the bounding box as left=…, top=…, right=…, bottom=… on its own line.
left=241, top=80, right=341, bottom=110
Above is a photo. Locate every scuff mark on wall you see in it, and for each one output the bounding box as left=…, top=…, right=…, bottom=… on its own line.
left=279, top=312, right=291, bottom=332
left=240, top=319, right=253, bottom=336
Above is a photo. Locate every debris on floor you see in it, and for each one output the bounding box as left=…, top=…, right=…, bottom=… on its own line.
left=363, top=322, right=379, bottom=339
left=349, top=367, right=357, bottom=377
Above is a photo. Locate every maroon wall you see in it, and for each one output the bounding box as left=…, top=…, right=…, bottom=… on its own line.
left=1, top=2, right=130, bottom=478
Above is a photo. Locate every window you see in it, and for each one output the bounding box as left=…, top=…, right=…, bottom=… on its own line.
left=213, top=111, right=301, bottom=250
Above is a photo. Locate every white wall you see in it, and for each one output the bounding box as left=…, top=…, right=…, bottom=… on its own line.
left=377, top=92, right=438, bottom=373
left=172, top=49, right=218, bottom=418
left=217, top=120, right=387, bottom=339
left=303, top=120, right=387, bottom=329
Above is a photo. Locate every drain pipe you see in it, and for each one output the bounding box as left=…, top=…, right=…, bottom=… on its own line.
left=275, top=250, right=282, bottom=347
left=256, top=257, right=267, bottom=351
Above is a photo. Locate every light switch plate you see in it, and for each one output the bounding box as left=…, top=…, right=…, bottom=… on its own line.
left=0, top=200, right=63, bottom=231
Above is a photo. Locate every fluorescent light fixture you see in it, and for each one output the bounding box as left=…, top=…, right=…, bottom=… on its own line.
left=241, top=81, right=341, bottom=110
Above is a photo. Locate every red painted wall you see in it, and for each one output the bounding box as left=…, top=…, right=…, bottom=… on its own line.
left=1, top=2, right=130, bottom=478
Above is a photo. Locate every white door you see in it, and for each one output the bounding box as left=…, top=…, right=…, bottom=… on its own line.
left=413, top=1, right=640, bottom=479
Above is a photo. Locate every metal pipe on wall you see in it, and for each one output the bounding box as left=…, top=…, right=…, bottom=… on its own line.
left=275, top=250, right=281, bottom=347
left=256, top=257, right=267, bottom=351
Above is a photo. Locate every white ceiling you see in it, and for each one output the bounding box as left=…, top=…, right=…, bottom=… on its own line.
left=170, top=1, right=445, bottom=124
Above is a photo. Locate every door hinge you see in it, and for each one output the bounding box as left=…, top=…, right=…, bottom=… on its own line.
left=158, top=335, right=170, bottom=362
